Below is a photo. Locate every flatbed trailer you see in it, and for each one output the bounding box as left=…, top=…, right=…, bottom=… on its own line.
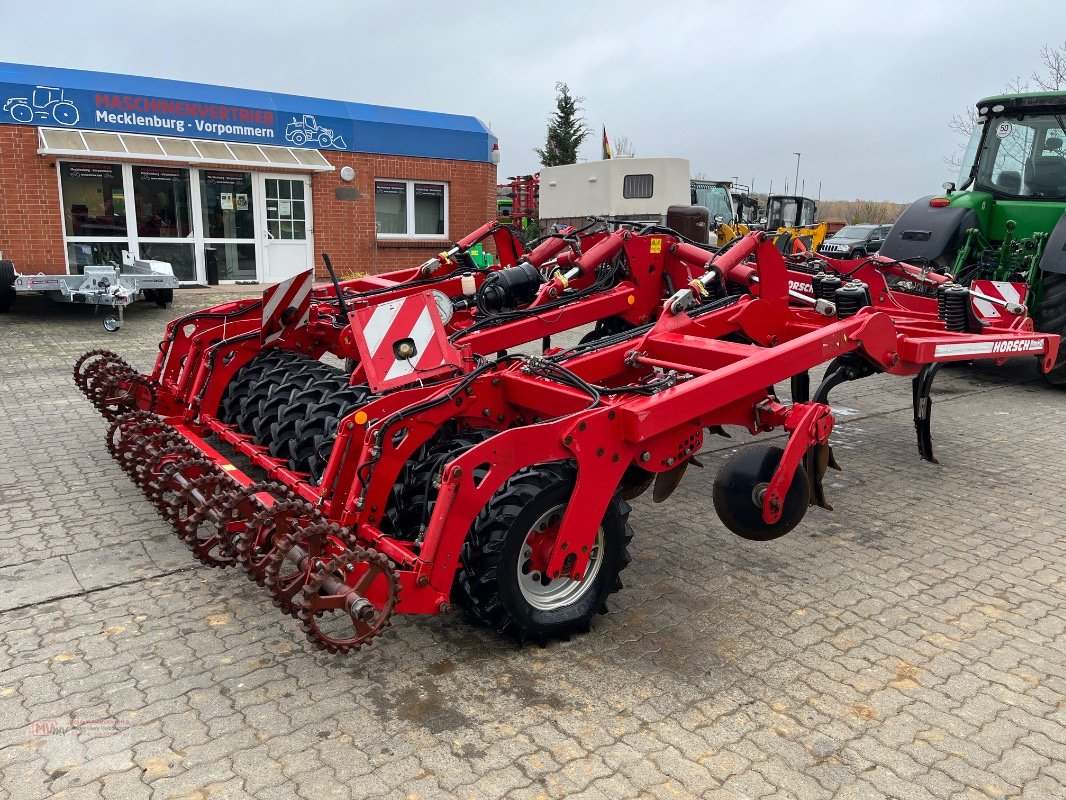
left=8, top=252, right=178, bottom=331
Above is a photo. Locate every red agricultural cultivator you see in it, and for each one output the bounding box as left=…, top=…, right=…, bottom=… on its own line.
left=75, top=220, right=1059, bottom=653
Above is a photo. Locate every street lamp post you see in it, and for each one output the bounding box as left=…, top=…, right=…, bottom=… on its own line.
left=793, top=152, right=801, bottom=197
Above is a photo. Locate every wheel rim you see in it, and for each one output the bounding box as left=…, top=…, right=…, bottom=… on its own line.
left=516, top=503, right=604, bottom=611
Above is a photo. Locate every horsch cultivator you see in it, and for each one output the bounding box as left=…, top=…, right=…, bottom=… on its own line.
left=75, top=222, right=1059, bottom=653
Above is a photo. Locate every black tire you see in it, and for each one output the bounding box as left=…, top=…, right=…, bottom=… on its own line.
left=851, top=249, right=866, bottom=260
left=380, top=426, right=494, bottom=541
left=577, top=316, right=633, bottom=346
left=0, top=260, right=15, bottom=314
left=235, top=353, right=343, bottom=436
left=219, top=349, right=289, bottom=424
left=1035, top=271, right=1066, bottom=387
left=453, top=462, right=633, bottom=643
left=294, top=384, right=372, bottom=481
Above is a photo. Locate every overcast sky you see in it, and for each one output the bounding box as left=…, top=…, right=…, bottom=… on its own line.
left=1, top=0, right=1060, bottom=202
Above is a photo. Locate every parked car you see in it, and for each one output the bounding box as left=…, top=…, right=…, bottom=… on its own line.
left=818, top=224, right=892, bottom=258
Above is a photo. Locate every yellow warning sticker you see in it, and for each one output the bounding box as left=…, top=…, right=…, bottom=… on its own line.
left=650, top=238, right=662, bottom=254
left=221, top=464, right=237, bottom=471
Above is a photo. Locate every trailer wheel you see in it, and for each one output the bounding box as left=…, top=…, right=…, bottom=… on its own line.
left=103, top=314, right=122, bottom=332
left=1035, top=271, right=1066, bottom=387
left=454, top=462, right=633, bottom=643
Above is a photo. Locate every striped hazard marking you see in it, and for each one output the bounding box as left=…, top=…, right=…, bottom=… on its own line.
left=351, top=292, right=456, bottom=392
left=970, top=279, right=1025, bottom=321
left=261, top=269, right=313, bottom=345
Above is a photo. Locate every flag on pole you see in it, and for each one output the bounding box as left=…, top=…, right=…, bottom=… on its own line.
left=602, top=126, right=613, bottom=160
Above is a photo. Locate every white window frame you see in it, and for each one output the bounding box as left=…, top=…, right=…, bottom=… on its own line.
left=56, top=160, right=272, bottom=284
left=374, top=178, right=448, bottom=240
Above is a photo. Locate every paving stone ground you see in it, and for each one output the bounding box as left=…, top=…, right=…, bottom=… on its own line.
left=1, top=290, right=1064, bottom=799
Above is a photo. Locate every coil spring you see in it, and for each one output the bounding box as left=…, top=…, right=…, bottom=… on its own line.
left=938, top=283, right=969, bottom=332
left=834, top=280, right=870, bottom=319
left=818, top=274, right=842, bottom=302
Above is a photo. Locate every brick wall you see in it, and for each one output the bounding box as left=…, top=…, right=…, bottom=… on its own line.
left=0, top=124, right=497, bottom=277
left=0, top=126, right=65, bottom=271
left=312, top=152, right=497, bottom=278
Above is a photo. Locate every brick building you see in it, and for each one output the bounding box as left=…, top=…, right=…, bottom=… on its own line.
left=0, top=62, right=498, bottom=283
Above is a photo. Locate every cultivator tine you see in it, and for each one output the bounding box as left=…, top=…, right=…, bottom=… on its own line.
left=297, top=546, right=399, bottom=653
left=805, top=442, right=840, bottom=511
left=912, top=363, right=941, bottom=464
left=791, top=371, right=811, bottom=403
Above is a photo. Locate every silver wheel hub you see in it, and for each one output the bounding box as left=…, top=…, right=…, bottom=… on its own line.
left=517, top=503, right=604, bottom=611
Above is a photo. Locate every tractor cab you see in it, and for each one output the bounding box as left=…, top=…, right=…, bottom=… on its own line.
left=690, top=181, right=735, bottom=225
left=958, top=93, right=1066, bottom=201
left=731, top=185, right=760, bottom=226
left=881, top=90, right=1066, bottom=385
left=765, top=195, right=817, bottom=230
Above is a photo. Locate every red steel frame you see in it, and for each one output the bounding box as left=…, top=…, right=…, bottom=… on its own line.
left=87, top=227, right=1060, bottom=623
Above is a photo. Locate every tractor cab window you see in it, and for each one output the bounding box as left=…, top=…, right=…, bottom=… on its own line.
left=798, top=199, right=817, bottom=226
left=692, top=184, right=734, bottom=224
left=975, top=113, right=1066, bottom=198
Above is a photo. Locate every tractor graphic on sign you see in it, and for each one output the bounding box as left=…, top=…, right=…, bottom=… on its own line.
left=284, top=115, right=346, bottom=149
left=3, top=86, right=80, bottom=126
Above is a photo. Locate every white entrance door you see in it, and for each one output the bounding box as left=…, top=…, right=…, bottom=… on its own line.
left=260, top=174, right=314, bottom=282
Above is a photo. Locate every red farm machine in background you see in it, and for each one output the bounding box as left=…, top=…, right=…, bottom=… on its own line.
left=75, top=220, right=1058, bottom=653
left=497, top=174, right=539, bottom=240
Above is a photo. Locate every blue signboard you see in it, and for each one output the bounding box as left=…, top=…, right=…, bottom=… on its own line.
left=0, top=62, right=496, bottom=163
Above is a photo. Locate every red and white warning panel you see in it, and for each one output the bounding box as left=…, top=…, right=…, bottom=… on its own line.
left=969, top=280, right=1027, bottom=326
left=261, top=270, right=313, bottom=345
left=349, top=291, right=461, bottom=392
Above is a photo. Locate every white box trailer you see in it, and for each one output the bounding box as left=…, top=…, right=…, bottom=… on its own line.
left=537, top=157, right=736, bottom=245
left=539, top=157, right=693, bottom=222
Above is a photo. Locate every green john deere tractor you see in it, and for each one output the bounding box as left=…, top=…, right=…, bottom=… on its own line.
left=881, top=90, right=1066, bottom=385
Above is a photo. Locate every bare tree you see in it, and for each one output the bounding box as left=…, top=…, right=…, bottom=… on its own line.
left=945, top=42, right=1066, bottom=172
left=1032, top=42, right=1066, bottom=90
left=613, top=134, right=635, bottom=157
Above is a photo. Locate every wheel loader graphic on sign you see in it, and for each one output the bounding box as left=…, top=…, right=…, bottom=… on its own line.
left=284, top=114, right=346, bottom=148
left=3, top=86, right=80, bottom=126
